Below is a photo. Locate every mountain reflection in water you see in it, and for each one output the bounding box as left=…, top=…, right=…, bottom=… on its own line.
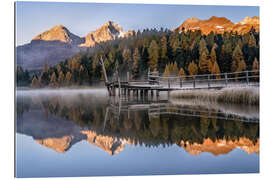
left=16, top=90, right=259, bottom=156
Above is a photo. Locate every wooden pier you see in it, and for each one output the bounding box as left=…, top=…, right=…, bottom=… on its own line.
left=99, top=57, right=259, bottom=97
left=106, top=97, right=259, bottom=124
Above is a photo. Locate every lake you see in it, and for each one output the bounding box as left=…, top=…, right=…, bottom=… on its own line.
left=15, top=88, right=259, bottom=178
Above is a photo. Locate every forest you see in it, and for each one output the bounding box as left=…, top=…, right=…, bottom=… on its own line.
left=16, top=27, right=260, bottom=88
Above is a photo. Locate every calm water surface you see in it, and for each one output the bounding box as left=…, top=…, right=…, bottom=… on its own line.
left=16, top=89, right=259, bottom=177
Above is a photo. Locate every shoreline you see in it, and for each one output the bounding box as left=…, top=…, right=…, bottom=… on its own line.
left=170, top=86, right=259, bottom=105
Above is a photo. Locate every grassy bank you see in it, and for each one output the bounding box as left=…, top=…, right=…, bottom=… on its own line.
left=170, top=86, right=259, bottom=105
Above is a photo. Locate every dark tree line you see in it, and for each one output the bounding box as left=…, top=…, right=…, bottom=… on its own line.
left=16, top=27, right=259, bottom=88
left=16, top=66, right=30, bottom=86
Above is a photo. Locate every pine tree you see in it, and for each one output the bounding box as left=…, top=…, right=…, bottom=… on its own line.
left=232, top=44, right=243, bottom=63
left=237, top=39, right=243, bottom=49
left=39, top=62, right=50, bottom=86
left=163, top=64, right=170, bottom=77
left=58, top=70, right=65, bottom=86
left=179, top=68, right=186, bottom=80
left=231, top=60, right=238, bottom=73
left=210, top=45, right=217, bottom=64
left=206, top=31, right=214, bottom=48
left=49, top=72, right=58, bottom=87
left=252, top=57, right=259, bottom=71
left=169, top=33, right=179, bottom=55
left=108, top=48, right=116, bottom=64
left=160, top=36, right=168, bottom=71
left=252, top=57, right=259, bottom=81
left=199, top=50, right=210, bottom=73
left=242, top=33, right=250, bottom=44
left=79, top=65, right=89, bottom=85
left=71, top=60, right=80, bottom=83
left=207, top=60, right=213, bottom=73
left=199, top=38, right=210, bottom=73
left=172, top=61, right=179, bottom=76
left=160, top=36, right=167, bottom=59
left=211, top=61, right=221, bottom=79
left=148, top=40, right=159, bottom=71
left=30, top=76, right=40, bottom=88
left=180, top=33, right=189, bottom=50
left=65, top=71, right=72, bottom=86
left=56, top=64, right=61, bottom=75
left=248, top=34, right=257, bottom=47
left=132, top=48, right=140, bottom=79
left=122, top=48, right=132, bottom=71
left=198, top=38, right=208, bottom=54
left=188, top=61, right=198, bottom=76
left=241, top=60, right=247, bottom=71
left=232, top=44, right=244, bottom=72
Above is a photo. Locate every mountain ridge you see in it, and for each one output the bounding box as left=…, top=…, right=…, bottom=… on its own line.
left=174, top=16, right=259, bottom=34
left=16, top=16, right=259, bottom=70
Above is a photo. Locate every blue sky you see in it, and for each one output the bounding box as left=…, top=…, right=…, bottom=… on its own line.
left=16, top=2, right=259, bottom=45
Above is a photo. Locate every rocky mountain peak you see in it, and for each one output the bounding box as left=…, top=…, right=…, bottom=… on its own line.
left=184, top=17, right=200, bottom=23
left=207, top=16, right=232, bottom=24
left=239, top=16, right=259, bottom=25
left=101, top=21, right=123, bottom=36
left=32, top=25, right=82, bottom=44
left=179, top=138, right=259, bottom=156
left=175, top=16, right=259, bottom=35
left=80, top=21, right=131, bottom=47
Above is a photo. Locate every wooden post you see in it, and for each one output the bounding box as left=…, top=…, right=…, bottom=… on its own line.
left=140, top=89, right=143, bottom=96
left=127, top=72, right=130, bottom=83
left=156, top=90, right=159, bottom=97
left=148, top=68, right=150, bottom=82
left=225, top=73, right=228, bottom=86
left=193, top=76, right=196, bottom=88
left=208, top=75, right=210, bottom=88
left=128, top=108, right=130, bottom=120
left=107, top=87, right=111, bottom=96
left=246, top=71, right=249, bottom=84
left=112, top=87, right=115, bottom=96
left=128, top=89, right=130, bottom=96
left=99, top=56, right=108, bottom=83
left=168, top=78, right=170, bottom=88
left=151, top=90, right=154, bottom=97
left=118, top=77, right=121, bottom=97
left=180, top=78, right=182, bottom=88
left=145, top=90, right=148, bottom=96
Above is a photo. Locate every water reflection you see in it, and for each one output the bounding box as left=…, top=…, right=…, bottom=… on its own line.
left=16, top=90, right=259, bottom=156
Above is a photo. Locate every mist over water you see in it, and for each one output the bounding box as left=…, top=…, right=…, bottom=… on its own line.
left=16, top=87, right=108, bottom=96
left=15, top=88, right=259, bottom=177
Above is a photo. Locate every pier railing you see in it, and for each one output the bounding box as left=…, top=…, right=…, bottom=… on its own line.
left=107, top=98, right=259, bottom=123
left=105, top=69, right=259, bottom=96
left=148, top=70, right=259, bottom=89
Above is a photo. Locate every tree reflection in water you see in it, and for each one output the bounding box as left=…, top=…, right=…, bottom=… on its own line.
left=16, top=92, right=259, bottom=155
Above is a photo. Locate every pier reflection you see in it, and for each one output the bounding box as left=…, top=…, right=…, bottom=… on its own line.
left=16, top=92, right=259, bottom=155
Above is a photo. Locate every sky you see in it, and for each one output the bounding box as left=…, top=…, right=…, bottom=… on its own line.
left=16, top=2, right=259, bottom=46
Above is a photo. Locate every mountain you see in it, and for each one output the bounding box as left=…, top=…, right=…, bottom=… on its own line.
left=233, top=16, right=260, bottom=34
left=16, top=25, right=85, bottom=70
left=32, top=25, right=83, bottom=44
left=35, top=130, right=133, bottom=155
left=179, top=138, right=259, bottom=156
left=16, top=17, right=259, bottom=70
left=174, top=16, right=259, bottom=35
left=16, top=22, right=134, bottom=70
left=80, top=21, right=135, bottom=47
